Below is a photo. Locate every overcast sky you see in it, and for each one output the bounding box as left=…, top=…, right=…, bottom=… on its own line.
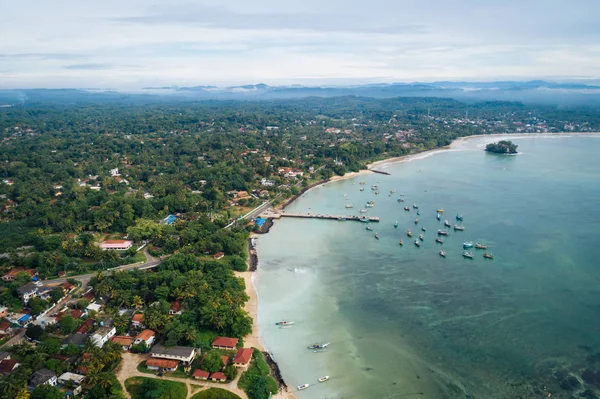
left=1, top=0, right=600, bottom=89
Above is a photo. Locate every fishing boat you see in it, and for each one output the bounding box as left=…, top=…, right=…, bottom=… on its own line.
left=404, top=206, right=410, bottom=211
left=345, top=204, right=353, bottom=208
left=308, top=343, right=330, bottom=350
left=419, top=234, right=424, bottom=241
left=366, top=203, right=374, bottom=208
left=437, top=209, right=444, bottom=213
left=394, top=221, right=398, bottom=228
left=366, top=226, right=373, bottom=231
left=407, top=229, right=413, bottom=237
left=416, top=211, right=420, bottom=216
left=297, top=384, right=309, bottom=391
left=275, top=321, right=294, bottom=326
left=439, top=250, right=446, bottom=257
left=414, top=240, right=421, bottom=247
left=399, top=240, right=403, bottom=246
left=397, top=198, right=405, bottom=202
left=360, top=187, right=365, bottom=191
left=390, top=189, right=396, bottom=194
left=360, top=181, right=366, bottom=185
left=437, top=213, right=441, bottom=220
left=360, top=209, right=367, bottom=213
left=444, top=220, right=451, bottom=227
left=371, top=185, right=378, bottom=190
left=319, top=376, right=330, bottom=383
left=453, top=225, right=465, bottom=231
left=435, top=237, right=444, bottom=244
left=374, top=233, right=379, bottom=239
left=437, top=230, right=449, bottom=236
left=375, top=191, right=380, bottom=195
left=413, top=204, right=419, bottom=209
left=421, top=227, right=426, bottom=232
left=483, top=253, right=494, bottom=259
left=462, top=251, right=473, bottom=259
left=456, top=214, right=464, bottom=221
left=463, top=242, right=474, bottom=249
left=360, top=218, right=370, bottom=223
left=414, top=218, right=419, bottom=224
left=475, top=243, right=487, bottom=249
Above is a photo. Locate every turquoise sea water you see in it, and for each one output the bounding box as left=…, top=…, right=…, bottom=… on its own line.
left=255, top=136, right=600, bottom=399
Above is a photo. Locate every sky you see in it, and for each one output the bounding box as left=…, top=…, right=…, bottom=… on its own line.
left=1, top=0, right=600, bottom=89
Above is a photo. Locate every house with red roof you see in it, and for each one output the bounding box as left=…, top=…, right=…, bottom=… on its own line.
left=131, top=313, right=144, bottom=328
left=0, top=320, right=12, bottom=335
left=169, top=301, right=182, bottom=315
left=134, top=329, right=156, bottom=347
left=146, top=358, right=178, bottom=372
left=61, top=282, right=76, bottom=294
left=110, top=336, right=134, bottom=350
left=210, top=372, right=226, bottom=382
left=192, top=369, right=209, bottom=380
left=2, top=268, right=37, bottom=282
left=211, top=337, right=238, bottom=350
left=75, top=319, right=95, bottom=334
left=233, top=348, right=253, bottom=368
left=213, top=252, right=225, bottom=260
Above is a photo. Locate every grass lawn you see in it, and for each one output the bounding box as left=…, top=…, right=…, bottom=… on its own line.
left=123, top=250, right=146, bottom=265
left=191, top=388, right=241, bottom=399
left=136, top=361, right=154, bottom=374
left=125, top=376, right=187, bottom=399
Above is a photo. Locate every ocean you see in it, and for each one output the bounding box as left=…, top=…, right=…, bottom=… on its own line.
left=255, top=135, right=600, bottom=399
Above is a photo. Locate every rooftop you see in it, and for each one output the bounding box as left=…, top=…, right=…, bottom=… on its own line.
left=110, top=336, right=134, bottom=346
left=150, top=345, right=196, bottom=358
left=62, top=333, right=89, bottom=347
left=146, top=358, right=179, bottom=369
left=210, top=372, right=226, bottom=380
left=30, top=368, right=56, bottom=387
left=212, top=336, right=238, bottom=348
left=135, top=329, right=155, bottom=341
left=233, top=348, right=253, bottom=365
left=193, top=369, right=210, bottom=379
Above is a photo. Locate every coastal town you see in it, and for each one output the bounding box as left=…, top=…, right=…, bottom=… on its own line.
left=1, top=95, right=600, bottom=399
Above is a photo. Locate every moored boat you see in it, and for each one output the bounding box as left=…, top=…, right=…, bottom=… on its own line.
left=407, top=229, right=412, bottom=237
left=475, top=243, right=487, bottom=249
left=463, top=242, right=474, bottom=249
left=416, top=211, right=420, bottom=216
left=435, top=237, right=443, bottom=244
left=453, top=225, right=465, bottom=231
left=374, top=233, right=379, bottom=239
left=397, top=198, right=405, bottom=202
left=394, top=221, right=398, bottom=228
left=345, top=204, right=353, bottom=208
left=359, top=181, right=365, bottom=185
left=414, top=240, right=421, bottom=247
left=413, top=204, right=419, bottom=209
left=439, top=250, right=446, bottom=257
left=421, top=227, right=426, bottom=231
left=437, top=213, right=441, bottom=220
left=297, top=384, right=309, bottom=391
left=483, top=253, right=494, bottom=259
left=390, top=189, right=396, bottom=194
left=375, top=191, right=379, bottom=195
left=371, top=185, right=378, bottom=190
left=366, top=226, right=373, bottom=231
left=437, top=209, right=444, bottom=213
left=462, top=251, right=473, bottom=259
left=444, top=220, right=451, bottom=227
left=419, top=234, right=424, bottom=241
left=366, top=203, right=374, bottom=208
left=404, top=206, right=410, bottom=211
left=414, top=218, right=419, bottom=224
left=360, top=209, right=367, bottom=213
left=319, top=376, right=330, bottom=383
left=360, top=187, right=365, bottom=191
left=308, top=343, right=330, bottom=349
left=437, top=230, right=449, bottom=236
left=399, top=239, right=403, bottom=246
left=275, top=321, right=294, bottom=326
left=456, top=214, right=463, bottom=221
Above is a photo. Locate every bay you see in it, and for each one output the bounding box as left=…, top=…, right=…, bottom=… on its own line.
left=255, top=135, right=600, bottom=399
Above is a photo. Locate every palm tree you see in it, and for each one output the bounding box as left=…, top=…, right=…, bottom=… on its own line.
left=131, top=295, right=144, bottom=309
left=184, top=328, right=197, bottom=343
left=97, top=372, right=114, bottom=390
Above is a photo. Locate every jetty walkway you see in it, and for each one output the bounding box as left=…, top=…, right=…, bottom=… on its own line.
left=260, top=210, right=380, bottom=223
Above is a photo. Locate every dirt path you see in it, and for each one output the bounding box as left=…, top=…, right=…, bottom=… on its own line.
left=115, top=352, right=249, bottom=399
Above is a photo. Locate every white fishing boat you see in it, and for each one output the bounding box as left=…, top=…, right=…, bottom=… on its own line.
left=319, top=376, right=330, bottom=383
left=275, top=321, right=294, bottom=326
left=345, top=204, right=353, bottom=208
left=360, top=209, right=367, bottom=213
left=297, top=384, right=309, bottom=391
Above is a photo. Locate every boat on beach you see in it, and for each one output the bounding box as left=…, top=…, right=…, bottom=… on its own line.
left=453, top=225, right=465, bottom=231
left=436, top=237, right=444, bottom=244
left=297, top=384, right=309, bottom=391
left=475, top=243, right=487, bottom=249
left=275, top=321, right=294, bottom=326
left=414, top=240, right=421, bottom=247
left=319, top=376, right=330, bottom=383
left=463, top=251, right=474, bottom=259
left=444, top=220, right=451, bottom=227
left=437, top=230, right=449, bottom=236
left=483, top=253, right=494, bottom=259
left=439, top=250, right=446, bottom=257
left=463, top=242, right=474, bottom=249
left=407, top=229, right=412, bottom=237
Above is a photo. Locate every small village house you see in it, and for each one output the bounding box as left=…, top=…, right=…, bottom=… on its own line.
left=110, top=335, right=134, bottom=350
left=210, top=372, right=226, bottom=382
left=100, top=240, right=133, bottom=251
left=134, top=329, right=156, bottom=347
left=211, top=337, right=238, bottom=350
left=131, top=313, right=144, bottom=328
left=146, top=358, right=178, bottom=372
left=30, top=368, right=57, bottom=388
left=150, top=345, right=198, bottom=366
left=91, top=325, right=116, bottom=348
left=192, top=369, right=209, bottom=380
left=232, top=348, right=253, bottom=368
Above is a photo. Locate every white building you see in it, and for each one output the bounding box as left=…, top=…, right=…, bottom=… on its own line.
left=110, top=168, right=120, bottom=177
left=260, top=178, right=275, bottom=186
left=100, top=240, right=133, bottom=251
left=91, top=326, right=116, bottom=348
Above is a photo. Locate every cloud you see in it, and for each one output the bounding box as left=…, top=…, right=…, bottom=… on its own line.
left=63, top=63, right=116, bottom=70
left=0, top=0, right=599, bottom=88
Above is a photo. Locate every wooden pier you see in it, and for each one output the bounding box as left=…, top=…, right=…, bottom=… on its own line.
left=261, top=211, right=379, bottom=223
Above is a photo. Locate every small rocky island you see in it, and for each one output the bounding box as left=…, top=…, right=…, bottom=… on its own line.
left=485, top=140, right=518, bottom=154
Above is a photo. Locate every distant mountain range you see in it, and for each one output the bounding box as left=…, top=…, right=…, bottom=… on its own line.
left=2, top=81, right=600, bottom=106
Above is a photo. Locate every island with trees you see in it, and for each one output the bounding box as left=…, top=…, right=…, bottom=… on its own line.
left=485, top=140, right=519, bottom=154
